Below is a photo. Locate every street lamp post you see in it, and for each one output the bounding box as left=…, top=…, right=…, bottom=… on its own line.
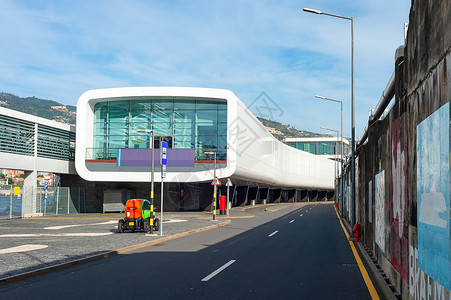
left=315, top=95, right=344, bottom=217
left=137, top=129, right=155, bottom=234
left=304, top=8, right=355, bottom=225
left=205, top=151, right=217, bottom=220
left=320, top=127, right=339, bottom=205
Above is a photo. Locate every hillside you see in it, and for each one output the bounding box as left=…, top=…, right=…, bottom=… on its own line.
left=0, top=93, right=76, bottom=125
left=257, top=117, right=324, bottom=140
left=0, top=92, right=321, bottom=139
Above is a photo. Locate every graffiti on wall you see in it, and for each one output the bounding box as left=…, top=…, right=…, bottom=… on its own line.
left=417, top=102, right=451, bottom=290
left=369, top=180, right=372, bottom=223
left=391, top=113, right=409, bottom=281
left=409, top=245, right=451, bottom=299
left=375, top=170, right=385, bottom=252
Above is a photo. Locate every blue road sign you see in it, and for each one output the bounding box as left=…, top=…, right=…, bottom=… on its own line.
left=161, top=141, right=167, bottom=165
left=44, top=181, right=49, bottom=190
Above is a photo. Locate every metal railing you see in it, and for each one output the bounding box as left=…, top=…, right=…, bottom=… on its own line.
left=0, top=185, right=87, bottom=219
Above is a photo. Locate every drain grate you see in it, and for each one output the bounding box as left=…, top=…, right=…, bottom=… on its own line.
left=342, top=263, right=358, bottom=267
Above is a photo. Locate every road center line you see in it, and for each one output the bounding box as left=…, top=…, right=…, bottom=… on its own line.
left=289, top=220, right=294, bottom=223
left=300, top=214, right=303, bottom=217
left=268, top=230, right=278, bottom=237
left=201, top=260, right=236, bottom=281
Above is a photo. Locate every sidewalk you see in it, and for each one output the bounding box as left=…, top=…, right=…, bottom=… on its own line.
left=0, top=207, right=255, bottom=284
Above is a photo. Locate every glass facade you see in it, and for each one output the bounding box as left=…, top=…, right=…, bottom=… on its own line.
left=92, top=98, right=227, bottom=161
left=287, top=141, right=350, bottom=156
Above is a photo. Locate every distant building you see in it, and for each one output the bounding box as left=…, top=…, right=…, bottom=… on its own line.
left=284, top=137, right=350, bottom=161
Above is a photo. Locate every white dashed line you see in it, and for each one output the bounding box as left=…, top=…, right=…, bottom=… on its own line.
left=0, top=244, right=48, bottom=254
left=300, top=214, right=303, bottom=217
left=201, top=260, right=236, bottom=281
left=289, top=220, right=294, bottom=224
left=268, top=230, right=279, bottom=237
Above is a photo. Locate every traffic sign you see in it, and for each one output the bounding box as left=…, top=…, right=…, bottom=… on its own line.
left=44, top=181, right=49, bottom=190
left=161, top=141, right=167, bottom=165
left=226, top=178, right=233, bottom=187
left=211, top=176, right=221, bottom=186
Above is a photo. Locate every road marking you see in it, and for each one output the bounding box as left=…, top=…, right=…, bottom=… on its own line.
left=0, top=244, right=48, bottom=254
left=0, top=233, right=113, bottom=238
left=334, top=206, right=379, bottom=300
left=163, top=219, right=188, bottom=224
left=289, top=220, right=294, bottom=224
left=44, top=220, right=117, bottom=230
left=268, top=230, right=278, bottom=237
left=300, top=214, right=303, bottom=217
left=201, top=260, right=236, bottom=281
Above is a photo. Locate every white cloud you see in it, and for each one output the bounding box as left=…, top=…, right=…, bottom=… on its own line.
left=0, top=0, right=411, bottom=136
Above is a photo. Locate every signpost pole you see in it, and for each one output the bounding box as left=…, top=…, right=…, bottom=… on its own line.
left=160, top=139, right=167, bottom=236
left=226, top=178, right=232, bottom=217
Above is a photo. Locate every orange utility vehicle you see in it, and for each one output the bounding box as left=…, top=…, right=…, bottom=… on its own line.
left=118, top=199, right=160, bottom=233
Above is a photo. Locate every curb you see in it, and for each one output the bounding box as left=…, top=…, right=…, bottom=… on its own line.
left=0, top=219, right=231, bottom=287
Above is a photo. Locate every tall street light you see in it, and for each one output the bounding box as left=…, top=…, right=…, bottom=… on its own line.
left=137, top=129, right=155, bottom=234
left=304, top=8, right=355, bottom=225
left=205, top=151, right=217, bottom=220
left=315, top=95, right=344, bottom=217
left=320, top=127, right=339, bottom=205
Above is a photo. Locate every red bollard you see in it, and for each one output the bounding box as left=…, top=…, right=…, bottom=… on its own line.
left=219, top=195, right=226, bottom=215
left=352, top=223, right=360, bottom=245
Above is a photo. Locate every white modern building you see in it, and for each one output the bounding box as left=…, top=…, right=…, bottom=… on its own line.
left=75, top=87, right=335, bottom=210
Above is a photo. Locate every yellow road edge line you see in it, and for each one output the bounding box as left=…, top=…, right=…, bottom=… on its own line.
left=334, top=206, right=379, bottom=300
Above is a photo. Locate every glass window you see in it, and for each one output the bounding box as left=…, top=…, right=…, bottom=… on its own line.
left=128, top=135, right=150, bottom=149
left=173, top=110, right=195, bottom=123
left=109, top=136, right=128, bottom=148
left=174, top=123, right=194, bottom=135
left=130, top=100, right=151, bottom=110
left=94, top=108, right=108, bottom=123
left=94, top=136, right=108, bottom=149
left=109, top=100, right=129, bottom=110
left=218, top=123, right=227, bottom=136
left=196, top=135, right=217, bottom=149
left=196, top=110, right=217, bottom=123
left=174, top=136, right=193, bottom=149
left=91, top=99, right=227, bottom=161
left=153, top=123, right=172, bottom=136
left=94, top=102, right=108, bottom=111
left=109, top=123, right=128, bottom=136
left=218, top=110, right=227, bottom=123
left=94, top=122, right=108, bottom=136
left=153, top=100, right=173, bottom=111
left=174, top=99, right=195, bottom=110
left=109, top=110, right=128, bottom=123
left=218, top=135, right=227, bottom=149
left=197, top=123, right=218, bottom=136
left=130, top=111, right=150, bottom=123
left=152, top=110, right=172, bottom=123
left=196, top=100, right=217, bottom=110
left=129, top=122, right=151, bottom=134
left=217, top=101, right=227, bottom=110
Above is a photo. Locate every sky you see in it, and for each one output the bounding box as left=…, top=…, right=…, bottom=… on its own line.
left=0, top=0, right=411, bottom=138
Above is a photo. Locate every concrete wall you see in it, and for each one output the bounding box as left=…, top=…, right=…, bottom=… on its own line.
left=347, top=1, right=451, bottom=299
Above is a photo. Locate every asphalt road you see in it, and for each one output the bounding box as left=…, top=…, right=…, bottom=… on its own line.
left=0, top=203, right=381, bottom=299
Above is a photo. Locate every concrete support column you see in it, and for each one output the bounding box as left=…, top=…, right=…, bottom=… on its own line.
left=23, top=170, right=38, bottom=216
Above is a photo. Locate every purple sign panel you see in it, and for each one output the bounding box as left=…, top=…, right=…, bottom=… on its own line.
left=117, top=149, right=194, bottom=167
